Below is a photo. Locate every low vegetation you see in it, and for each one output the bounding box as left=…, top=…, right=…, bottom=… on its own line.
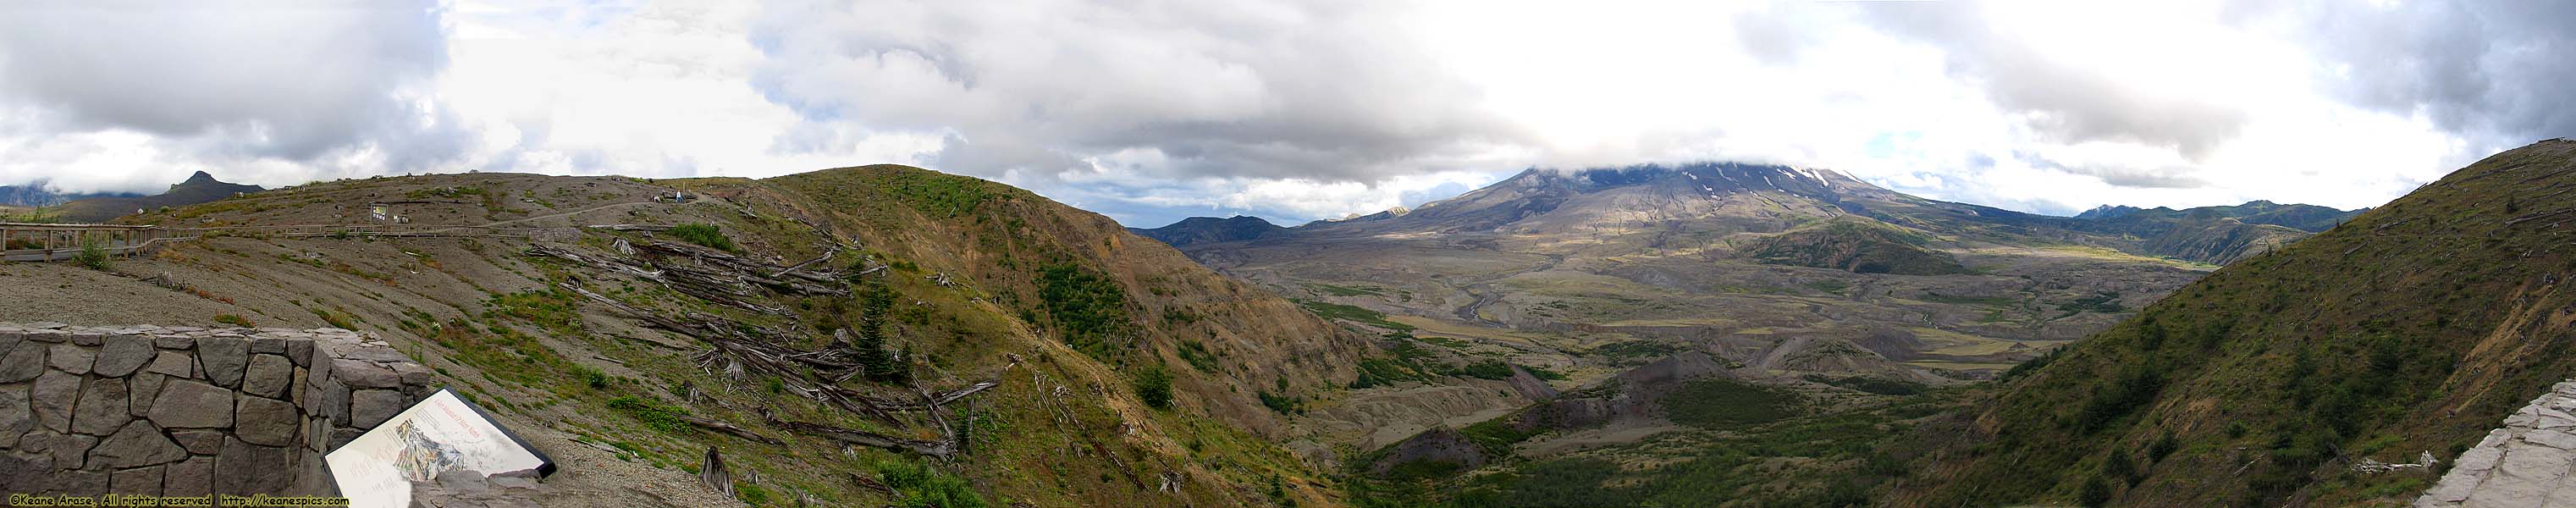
left=665, top=223, right=740, bottom=252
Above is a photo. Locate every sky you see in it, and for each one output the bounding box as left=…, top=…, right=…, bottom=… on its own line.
left=1, top=1, right=2571, bottom=228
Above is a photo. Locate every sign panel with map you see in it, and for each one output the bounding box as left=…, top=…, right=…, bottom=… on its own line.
left=325, top=389, right=555, bottom=507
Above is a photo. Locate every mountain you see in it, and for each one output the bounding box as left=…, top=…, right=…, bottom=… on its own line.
left=1128, top=215, right=1286, bottom=246
left=2077, top=200, right=2366, bottom=233
left=5, top=167, right=1371, bottom=505
left=1138, top=163, right=2223, bottom=467
left=49, top=171, right=263, bottom=223
left=0, top=181, right=138, bottom=207
left=1130, top=161, right=2377, bottom=505
left=1889, top=139, right=2576, bottom=506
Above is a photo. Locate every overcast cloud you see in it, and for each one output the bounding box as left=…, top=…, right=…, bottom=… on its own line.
left=0, top=0, right=2567, bottom=226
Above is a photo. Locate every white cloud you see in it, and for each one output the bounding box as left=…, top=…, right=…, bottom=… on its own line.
left=0, top=0, right=2559, bottom=226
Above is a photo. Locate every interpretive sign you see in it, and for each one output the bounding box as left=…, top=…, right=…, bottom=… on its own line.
left=326, top=389, right=555, bottom=507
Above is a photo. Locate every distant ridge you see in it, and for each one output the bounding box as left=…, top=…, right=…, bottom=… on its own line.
left=53, top=171, right=264, bottom=223
left=1127, top=215, right=1285, bottom=246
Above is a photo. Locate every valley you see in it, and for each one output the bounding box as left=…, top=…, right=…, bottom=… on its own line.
left=1141, top=163, right=2347, bottom=468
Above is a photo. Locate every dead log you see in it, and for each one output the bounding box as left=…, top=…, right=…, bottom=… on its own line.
left=2506, top=208, right=2576, bottom=226
left=763, top=411, right=956, bottom=457
left=772, top=247, right=839, bottom=279
left=587, top=224, right=675, bottom=232
left=847, top=472, right=895, bottom=494
left=677, top=415, right=785, bottom=445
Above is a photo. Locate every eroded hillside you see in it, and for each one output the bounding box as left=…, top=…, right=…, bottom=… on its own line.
left=2, top=167, right=1370, bottom=506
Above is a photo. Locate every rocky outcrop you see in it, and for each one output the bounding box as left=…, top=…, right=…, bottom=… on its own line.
left=0, top=323, right=434, bottom=496
left=1367, top=426, right=1487, bottom=476
left=2417, top=380, right=2576, bottom=507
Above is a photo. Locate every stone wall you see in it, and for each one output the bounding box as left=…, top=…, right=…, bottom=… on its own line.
left=0, top=323, right=435, bottom=496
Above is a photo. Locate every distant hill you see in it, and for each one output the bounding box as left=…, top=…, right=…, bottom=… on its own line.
left=1893, top=139, right=2576, bottom=506
left=1127, top=215, right=1285, bottom=246
left=2077, top=200, right=2366, bottom=233
left=0, top=181, right=138, bottom=207
left=55, top=171, right=262, bottom=223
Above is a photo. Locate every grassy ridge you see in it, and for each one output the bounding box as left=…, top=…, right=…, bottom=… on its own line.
left=1899, top=140, right=2576, bottom=506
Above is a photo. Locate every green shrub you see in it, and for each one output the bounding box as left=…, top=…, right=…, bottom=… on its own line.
left=213, top=314, right=256, bottom=328
left=74, top=236, right=110, bottom=270
left=1258, top=390, right=1305, bottom=415
left=606, top=396, right=692, bottom=433
left=1662, top=378, right=1803, bottom=429
left=878, top=460, right=990, bottom=508
left=1133, top=366, right=1174, bottom=410
left=2078, top=476, right=2113, bottom=507
left=665, top=224, right=738, bottom=252
left=736, top=482, right=771, bottom=505
left=1802, top=374, right=1927, bottom=395
left=1459, top=360, right=1514, bottom=380
left=1176, top=340, right=1221, bottom=373
left=1036, top=263, right=1134, bottom=360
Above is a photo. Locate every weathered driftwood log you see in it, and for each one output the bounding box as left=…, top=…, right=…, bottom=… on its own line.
left=586, top=224, right=675, bottom=232
left=677, top=414, right=785, bottom=445
left=763, top=410, right=957, bottom=457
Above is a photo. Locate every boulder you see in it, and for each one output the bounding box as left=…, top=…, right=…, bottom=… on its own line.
left=198, top=336, right=249, bottom=388
left=0, top=383, right=27, bottom=449
left=0, top=340, right=42, bottom=383
left=244, top=354, right=292, bottom=399
left=213, top=437, right=292, bottom=495
left=87, top=420, right=186, bottom=468
left=234, top=395, right=299, bottom=446
left=94, top=334, right=155, bottom=377
left=148, top=379, right=235, bottom=428
left=111, top=464, right=164, bottom=496
left=334, top=358, right=401, bottom=389
left=19, top=430, right=97, bottom=471
left=173, top=430, right=224, bottom=455
left=164, top=455, right=213, bottom=496
left=69, top=376, right=129, bottom=435
left=46, top=343, right=93, bottom=375
left=352, top=389, right=409, bottom=428
left=128, top=373, right=167, bottom=417
left=146, top=350, right=194, bottom=378
left=32, top=369, right=78, bottom=433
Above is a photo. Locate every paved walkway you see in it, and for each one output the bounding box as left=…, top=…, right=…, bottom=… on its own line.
left=2417, top=380, right=2576, bottom=507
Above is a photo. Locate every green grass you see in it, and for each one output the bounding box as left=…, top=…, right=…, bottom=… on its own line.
left=1903, top=142, right=2576, bottom=506
left=213, top=314, right=256, bottom=328
left=1662, top=378, right=1803, bottom=429
left=1305, top=283, right=1385, bottom=297
left=606, top=395, right=692, bottom=433
left=1803, top=374, right=1926, bottom=395
left=1290, top=299, right=1415, bottom=332
left=1176, top=340, right=1221, bottom=373
left=878, top=460, right=991, bottom=508
left=665, top=224, right=740, bottom=253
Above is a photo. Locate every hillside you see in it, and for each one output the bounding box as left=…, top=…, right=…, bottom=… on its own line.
left=0, top=167, right=1371, bottom=506
left=1737, top=218, right=1970, bottom=275
left=1890, top=139, right=2576, bottom=506
left=1128, top=215, right=1287, bottom=247
left=52, top=171, right=263, bottom=223
left=1132, top=163, right=2226, bottom=483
